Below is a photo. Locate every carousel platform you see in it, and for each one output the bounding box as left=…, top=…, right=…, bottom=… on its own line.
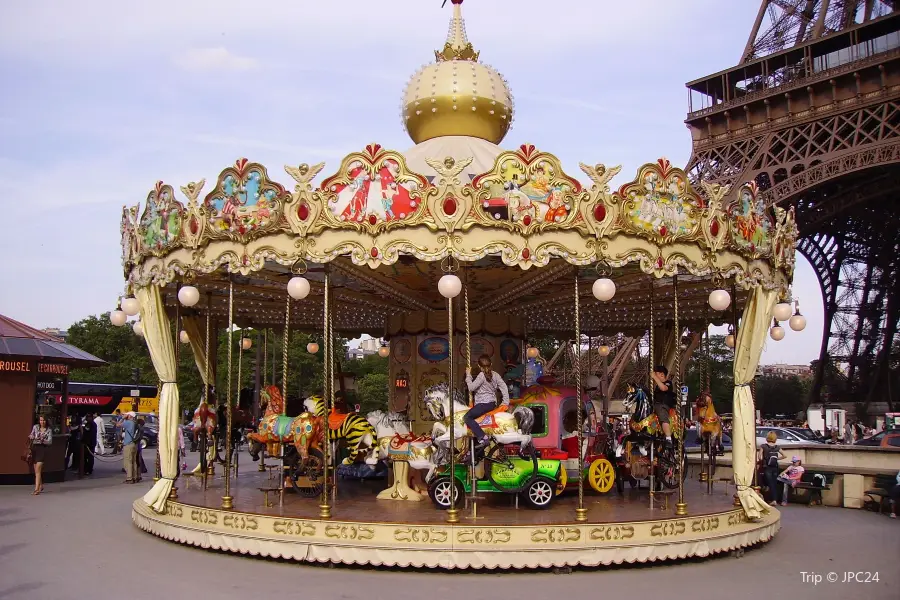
left=132, top=467, right=780, bottom=570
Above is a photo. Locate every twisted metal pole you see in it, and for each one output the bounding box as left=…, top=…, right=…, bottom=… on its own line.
left=221, top=279, right=234, bottom=510
left=575, top=272, right=587, bottom=522
left=673, top=275, right=687, bottom=516
left=319, top=272, right=332, bottom=519
left=201, top=293, right=212, bottom=489
left=648, top=278, right=656, bottom=509
left=446, top=288, right=459, bottom=524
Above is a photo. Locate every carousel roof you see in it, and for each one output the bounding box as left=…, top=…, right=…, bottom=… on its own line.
left=117, top=1, right=798, bottom=338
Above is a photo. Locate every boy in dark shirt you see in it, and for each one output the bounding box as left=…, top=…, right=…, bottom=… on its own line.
left=651, top=365, right=676, bottom=447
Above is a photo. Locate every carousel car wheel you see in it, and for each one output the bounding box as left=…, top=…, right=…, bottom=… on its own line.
left=428, top=475, right=463, bottom=510
left=587, top=457, right=615, bottom=493
left=522, top=476, right=556, bottom=509
left=292, top=448, right=325, bottom=498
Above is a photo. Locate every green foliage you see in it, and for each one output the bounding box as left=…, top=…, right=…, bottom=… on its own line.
left=67, top=314, right=157, bottom=385
left=754, top=375, right=807, bottom=418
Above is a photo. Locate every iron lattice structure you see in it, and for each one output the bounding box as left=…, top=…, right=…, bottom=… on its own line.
left=686, top=4, right=900, bottom=408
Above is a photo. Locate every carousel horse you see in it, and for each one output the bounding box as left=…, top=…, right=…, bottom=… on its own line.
left=366, top=410, right=435, bottom=501
left=617, top=383, right=684, bottom=489
left=622, top=383, right=683, bottom=442
left=188, top=401, right=218, bottom=474
left=423, top=382, right=535, bottom=451
left=247, top=386, right=323, bottom=464
left=695, top=391, right=723, bottom=459
left=303, top=397, right=377, bottom=465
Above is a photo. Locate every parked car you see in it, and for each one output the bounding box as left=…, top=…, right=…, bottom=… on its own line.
left=684, top=428, right=733, bottom=450
left=854, top=431, right=900, bottom=448
left=786, top=427, right=825, bottom=442
left=756, top=426, right=824, bottom=447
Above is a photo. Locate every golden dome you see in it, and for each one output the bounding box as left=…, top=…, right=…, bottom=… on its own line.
left=402, top=0, right=514, bottom=146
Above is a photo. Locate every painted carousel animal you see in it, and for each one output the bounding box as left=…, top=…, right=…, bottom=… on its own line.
left=188, top=400, right=218, bottom=474
left=302, top=397, right=377, bottom=465
left=695, top=390, right=724, bottom=469
left=247, top=386, right=323, bottom=464
left=616, top=383, right=683, bottom=488
left=366, top=410, right=435, bottom=501
left=423, top=382, right=535, bottom=451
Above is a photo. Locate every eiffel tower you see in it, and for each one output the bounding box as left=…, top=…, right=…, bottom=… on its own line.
left=685, top=0, right=900, bottom=409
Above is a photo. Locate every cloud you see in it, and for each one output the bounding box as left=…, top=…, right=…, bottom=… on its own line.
left=174, top=47, right=256, bottom=72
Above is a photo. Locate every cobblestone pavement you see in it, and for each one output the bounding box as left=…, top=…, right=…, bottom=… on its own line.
left=0, top=451, right=896, bottom=600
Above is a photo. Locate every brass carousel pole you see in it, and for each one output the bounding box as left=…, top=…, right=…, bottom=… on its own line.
left=701, top=306, right=711, bottom=489
left=328, top=281, right=337, bottom=505
left=574, top=272, right=587, bottom=522
left=674, top=274, right=687, bottom=516
left=281, top=295, right=290, bottom=506
left=235, top=326, right=244, bottom=480
left=319, top=270, right=332, bottom=519
left=446, top=268, right=460, bottom=525
left=222, top=279, right=235, bottom=510
left=259, top=328, right=267, bottom=472
left=648, top=278, right=656, bottom=510
left=730, top=281, right=742, bottom=507
left=201, top=293, right=212, bottom=490
left=463, top=270, right=480, bottom=518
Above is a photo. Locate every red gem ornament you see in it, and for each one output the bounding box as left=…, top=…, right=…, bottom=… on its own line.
left=189, top=216, right=199, bottom=235
left=370, top=247, right=379, bottom=258
left=238, top=225, right=246, bottom=235
left=659, top=226, right=667, bottom=237
left=750, top=243, right=756, bottom=253
left=297, top=203, right=309, bottom=221
left=523, top=214, right=532, bottom=226
left=710, top=218, right=719, bottom=237
left=593, top=204, right=606, bottom=222
left=443, top=197, right=457, bottom=215
left=522, top=248, right=530, bottom=260
left=368, top=214, right=377, bottom=225
left=657, top=257, right=664, bottom=269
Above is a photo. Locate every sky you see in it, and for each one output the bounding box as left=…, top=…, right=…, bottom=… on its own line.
left=0, top=0, right=822, bottom=365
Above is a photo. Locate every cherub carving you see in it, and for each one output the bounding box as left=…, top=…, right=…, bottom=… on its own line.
left=579, top=162, right=621, bottom=193
left=285, top=162, right=325, bottom=192
left=424, top=155, right=473, bottom=184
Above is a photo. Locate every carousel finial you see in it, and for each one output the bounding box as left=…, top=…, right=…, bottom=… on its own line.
left=436, top=0, right=478, bottom=61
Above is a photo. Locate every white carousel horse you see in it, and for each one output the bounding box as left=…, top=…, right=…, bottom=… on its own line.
left=366, top=410, right=435, bottom=501
left=422, top=382, right=534, bottom=449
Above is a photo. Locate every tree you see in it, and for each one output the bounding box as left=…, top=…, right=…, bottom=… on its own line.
left=754, top=376, right=806, bottom=417
left=684, top=334, right=734, bottom=414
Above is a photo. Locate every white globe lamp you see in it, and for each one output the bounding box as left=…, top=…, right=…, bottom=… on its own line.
left=110, top=309, right=127, bottom=327
left=598, top=344, right=611, bottom=357
left=133, top=321, right=144, bottom=337
left=773, top=302, right=792, bottom=322
left=724, top=334, right=735, bottom=348
left=592, top=278, right=616, bottom=302
left=121, top=297, right=140, bottom=317
left=438, top=274, right=462, bottom=299
left=789, top=312, right=807, bottom=331
left=526, top=346, right=540, bottom=359
left=178, top=285, right=200, bottom=307
left=770, top=324, right=785, bottom=341
left=241, top=337, right=253, bottom=350
left=708, top=288, right=731, bottom=312
left=585, top=375, right=601, bottom=390
left=179, top=330, right=190, bottom=344
left=307, top=342, right=319, bottom=354
left=378, top=345, right=390, bottom=358
left=287, top=276, right=311, bottom=300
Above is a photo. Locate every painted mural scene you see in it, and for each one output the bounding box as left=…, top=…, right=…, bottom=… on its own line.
left=1, top=0, right=899, bottom=598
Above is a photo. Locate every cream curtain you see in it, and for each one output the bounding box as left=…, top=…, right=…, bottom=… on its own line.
left=182, top=316, right=209, bottom=388
left=732, top=286, right=777, bottom=519
left=136, top=285, right=179, bottom=512
left=182, top=315, right=217, bottom=474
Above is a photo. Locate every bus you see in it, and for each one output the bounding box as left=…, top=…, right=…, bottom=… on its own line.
left=49, top=382, right=158, bottom=416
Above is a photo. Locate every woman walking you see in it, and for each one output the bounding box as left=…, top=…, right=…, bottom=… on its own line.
left=28, top=415, right=53, bottom=495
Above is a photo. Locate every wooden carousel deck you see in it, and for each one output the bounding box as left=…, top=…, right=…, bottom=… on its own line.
left=132, top=461, right=781, bottom=569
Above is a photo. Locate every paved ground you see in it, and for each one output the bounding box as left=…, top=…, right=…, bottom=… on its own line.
left=1, top=449, right=896, bottom=600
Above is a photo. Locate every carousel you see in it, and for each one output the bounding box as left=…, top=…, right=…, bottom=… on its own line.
left=116, top=0, right=799, bottom=569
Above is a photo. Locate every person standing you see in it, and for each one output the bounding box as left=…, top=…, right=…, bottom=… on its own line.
left=758, top=431, right=785, bottom=505
left=64, top=416, right=79, bottom=471
left=94, top=413, right=106, bottom=455
left=113, top=409, right=124, bottom=454
left=122, top=412, right=139, bottom=483
left=29, top=415, right=53, bottom=495
left=464, top=354, right=510, bottom=450
left=83, top=413, right=97, bottom=476
left=134, top=418, right=147, bottom=481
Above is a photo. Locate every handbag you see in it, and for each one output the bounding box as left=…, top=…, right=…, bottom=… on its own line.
left=21, top=440, right=33, bottom=466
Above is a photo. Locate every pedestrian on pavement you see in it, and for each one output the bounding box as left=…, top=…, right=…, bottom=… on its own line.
left=889, top=470, right=899, bottom=519
left=135, top=418, right=147, bottom=480
left=83, top=413, right=97, bottom=476
left=758, top=431, right=785, bottom=505
left=94, top=413, right=106, bottom=455
left=28, top=415, right=53, bottom=495
left=122, top=412, right=139, bottom=483
left=64, top=416, right=79, bottom=471
left=777, top=456, right=805, bottom=507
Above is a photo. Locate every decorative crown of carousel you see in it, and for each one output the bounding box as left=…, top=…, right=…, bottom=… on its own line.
left=116, top=0, right=799, bottom=337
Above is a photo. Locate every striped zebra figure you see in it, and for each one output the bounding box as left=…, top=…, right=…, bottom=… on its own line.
left=303, top=396, right=376, bottom=465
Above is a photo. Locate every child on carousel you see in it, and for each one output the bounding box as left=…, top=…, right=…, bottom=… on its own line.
left=464, top=354, right=510, bottom=451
